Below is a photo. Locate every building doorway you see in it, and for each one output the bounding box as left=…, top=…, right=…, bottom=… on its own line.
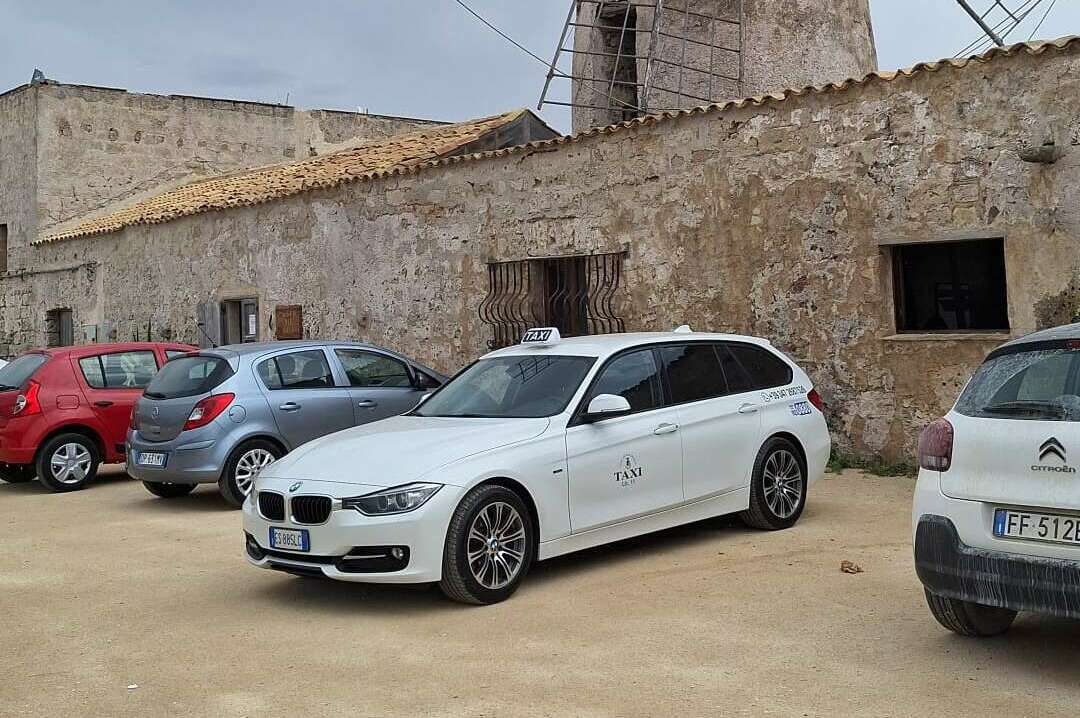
left=221, top=299, right=259, bottom=344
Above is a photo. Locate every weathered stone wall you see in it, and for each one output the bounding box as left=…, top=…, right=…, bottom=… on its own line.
left=0, top=86, right=37, bottom=274
left=28, top=44, right=1080, bottom=462
left=571, top=0, right=877, bottom=132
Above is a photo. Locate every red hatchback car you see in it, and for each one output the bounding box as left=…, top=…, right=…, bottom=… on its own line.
left=0, top=342, right=195, bottom=492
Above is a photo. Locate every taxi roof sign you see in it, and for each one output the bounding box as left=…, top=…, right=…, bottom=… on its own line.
left=521, top=327, right=561, bottom=345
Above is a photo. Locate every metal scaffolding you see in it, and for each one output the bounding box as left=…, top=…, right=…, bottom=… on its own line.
left=538, top=0, right=744, bottom=123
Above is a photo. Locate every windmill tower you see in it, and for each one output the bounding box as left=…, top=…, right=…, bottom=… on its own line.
left=540, top=0, right=878, bottom=133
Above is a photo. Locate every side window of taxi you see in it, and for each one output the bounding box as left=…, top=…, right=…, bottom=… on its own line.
left=589, top=348, right=663, bottom=413
left=724, top=343, right=792, bottom=390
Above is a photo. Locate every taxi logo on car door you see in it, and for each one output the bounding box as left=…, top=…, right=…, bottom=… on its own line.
left=614, top=455, right=644, bottom=486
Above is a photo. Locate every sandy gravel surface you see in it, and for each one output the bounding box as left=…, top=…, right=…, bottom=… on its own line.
left=2, top=467, right=1078, bottom=717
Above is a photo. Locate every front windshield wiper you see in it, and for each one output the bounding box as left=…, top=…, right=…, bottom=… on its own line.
left=981, top=400, right=1068, bottom=419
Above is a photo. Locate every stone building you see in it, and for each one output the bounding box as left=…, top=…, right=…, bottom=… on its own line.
left=6, top=37, right=1079, bottom=462
left=567, top=0, right=878, bottom=131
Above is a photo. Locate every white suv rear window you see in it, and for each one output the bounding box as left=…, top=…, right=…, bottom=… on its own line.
left=956, top=344, right=1080, bottom=421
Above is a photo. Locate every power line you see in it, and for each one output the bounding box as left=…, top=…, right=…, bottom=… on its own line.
left=450, top=0, right=644, bottom=114
left=1028, top=0, right=1058, bottom=39
left=450, top=0, right=553, bottom=70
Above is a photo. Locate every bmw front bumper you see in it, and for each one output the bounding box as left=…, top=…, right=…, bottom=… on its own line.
left=242, top=476, right=463, bottom=584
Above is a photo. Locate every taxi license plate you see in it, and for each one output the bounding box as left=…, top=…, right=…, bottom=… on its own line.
left=136, top=451, right=167, bottom=468
left=994, top=508, right=1080, bottom=546
left=269, top=527, right=310, bottom=552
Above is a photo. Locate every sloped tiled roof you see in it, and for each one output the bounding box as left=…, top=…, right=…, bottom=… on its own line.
left=37, top=37, right=1080, bottom=245
left=37, top=109, right=529, bottom=244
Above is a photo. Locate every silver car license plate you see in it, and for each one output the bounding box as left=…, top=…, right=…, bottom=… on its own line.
left=994, top=508, right=1080, bottom=545
left=136, top=451, right=167, bottom=467
left=269, top=527, right=310, bottom=552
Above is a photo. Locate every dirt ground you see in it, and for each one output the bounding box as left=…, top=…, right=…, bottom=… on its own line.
left=2, top=467, right=1079, bottom=718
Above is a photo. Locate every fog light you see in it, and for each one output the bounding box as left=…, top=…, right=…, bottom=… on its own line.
left=390, top=547, right=405, bottom=560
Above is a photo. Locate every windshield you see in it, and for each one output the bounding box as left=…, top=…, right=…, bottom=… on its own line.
left=414, top=355, right=595, bottom=419
left=0, top=353, right=48, bottom=391
left=144, top=355, right=233, bottom=399
left=955, top=344, right=1080, bottom=421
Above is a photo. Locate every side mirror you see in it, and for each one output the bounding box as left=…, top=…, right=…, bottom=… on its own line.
left=583, top=393, right=631, bottom=422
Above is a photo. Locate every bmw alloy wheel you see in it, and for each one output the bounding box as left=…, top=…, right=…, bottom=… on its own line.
left=467, top=501, right=527, bottom=590
left=763, top=449, right=804, bottom=519
left=234, top=448, right=276, bottom=496
left=50, top=443, right=92, bottom=484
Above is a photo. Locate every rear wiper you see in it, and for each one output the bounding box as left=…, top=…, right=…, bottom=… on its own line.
left=0, top=384, right=17, bottom=391
left=143, top=391, right=167, bottom=400
left=981, top=400, right=1067, bottom=419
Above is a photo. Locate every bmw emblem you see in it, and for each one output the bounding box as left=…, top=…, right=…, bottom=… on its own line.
left=289, top=481, right=302, bottom=493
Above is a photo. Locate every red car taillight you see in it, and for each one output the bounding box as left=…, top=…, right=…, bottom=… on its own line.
left=918, top=418, right=954, bottom=472
left=807, top=388, right=824, bottom=413
left=12, top=380, right=41, bottom=417
left=182, top=393, right=234, bottom=431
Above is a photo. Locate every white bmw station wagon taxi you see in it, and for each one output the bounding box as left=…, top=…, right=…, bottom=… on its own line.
left=243, top=327, right=830, bottom=604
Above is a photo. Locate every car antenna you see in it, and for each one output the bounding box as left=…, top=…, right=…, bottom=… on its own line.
left=196, top=320, right=219, bottom=348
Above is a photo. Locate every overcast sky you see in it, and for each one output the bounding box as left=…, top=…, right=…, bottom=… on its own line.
left=1, top=1, right=1077, bottom=132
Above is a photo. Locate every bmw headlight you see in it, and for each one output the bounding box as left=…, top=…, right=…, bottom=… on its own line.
left=341, top=483, right=442, bottom=515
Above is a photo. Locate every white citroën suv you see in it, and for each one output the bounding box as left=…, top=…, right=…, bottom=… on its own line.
left=914, top=323, right=1080, bottom=636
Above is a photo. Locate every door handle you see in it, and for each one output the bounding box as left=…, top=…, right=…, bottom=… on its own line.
left=654, top=423, right=679, bottom=435
left=738, top=403, right=759, bottom=414
left=356, top=400, right=378, bottom=409
left=278, top=402, right=301, bottom=412
left=93, top=400, right=114, bottom=408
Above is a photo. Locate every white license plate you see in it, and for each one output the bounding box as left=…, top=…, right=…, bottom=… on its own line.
left=994, top=508, right=1080, bottom=546
left=269, top=527, right=310, bottom=552
left=136, top=451, right=167, bottom=467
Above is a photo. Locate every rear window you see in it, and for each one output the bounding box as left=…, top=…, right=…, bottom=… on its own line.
left=0, top=353, right=48, bottom=390
left=145, top=356, right=233, bottom=399
left=956, top=344, right=1080, bottom=421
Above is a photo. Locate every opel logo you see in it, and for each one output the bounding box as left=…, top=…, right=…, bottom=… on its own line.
left=1040, top=437, right=1066, bottom=463
left=151, top=406, right=159, bottom=419
left=289, top=481, right=302, bottom=493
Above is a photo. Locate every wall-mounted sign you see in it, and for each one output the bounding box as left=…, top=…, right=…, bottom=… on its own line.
left=275, top=305, right=303, bottom=340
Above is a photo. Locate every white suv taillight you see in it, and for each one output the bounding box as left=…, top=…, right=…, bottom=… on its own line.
left=917, top=418, right=954, bottom=471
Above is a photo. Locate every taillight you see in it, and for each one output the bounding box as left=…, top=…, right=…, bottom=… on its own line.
left=12, top=380, right=41, bottom=417
left=183, top=393, right=235, bottom=431
left=918, top=418, right=954, bottom=472
left=807, top=388, right=824, bottom=413
left=129, top=401, right=139, bottom=431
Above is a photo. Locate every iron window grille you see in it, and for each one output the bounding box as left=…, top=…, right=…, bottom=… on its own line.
left=479, top=252, right=627, bottom=349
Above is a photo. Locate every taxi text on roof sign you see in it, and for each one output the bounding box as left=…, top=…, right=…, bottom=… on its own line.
left=521, top=328, right=561, bottom=345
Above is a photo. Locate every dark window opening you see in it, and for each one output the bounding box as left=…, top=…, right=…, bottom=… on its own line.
left=596, top=1, right=640, bottom=122
left=480, top=253, right=626, bottom=349
left=45, top=308, right=74, bottom=347
left=893, top=239, right=1009, bottom=332
left=220, top=299, right=259, bottom=345
left=0, top=224, right=8, bottom=274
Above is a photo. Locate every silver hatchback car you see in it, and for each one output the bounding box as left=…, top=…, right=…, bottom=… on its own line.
left=126, top=341, right=446, bottom=507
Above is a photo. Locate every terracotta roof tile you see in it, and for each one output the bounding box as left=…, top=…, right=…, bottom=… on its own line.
left=37, top=110, right=527, bottom=243
left=36, top=36, right=1080, bottom=245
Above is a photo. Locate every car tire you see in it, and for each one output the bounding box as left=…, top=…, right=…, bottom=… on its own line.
left=439, top=484, right=535, bottom=605
left=143, top=481, right=197, bottom=499
left=35, top=433, right=101, bottom=492
left=740, top=436, right=807, bottom=531
left=0, top=464, right=36, bottom=483
left=924, top=589, right=1017, bottom=637
left=219, top=439, right=283, bottom=509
